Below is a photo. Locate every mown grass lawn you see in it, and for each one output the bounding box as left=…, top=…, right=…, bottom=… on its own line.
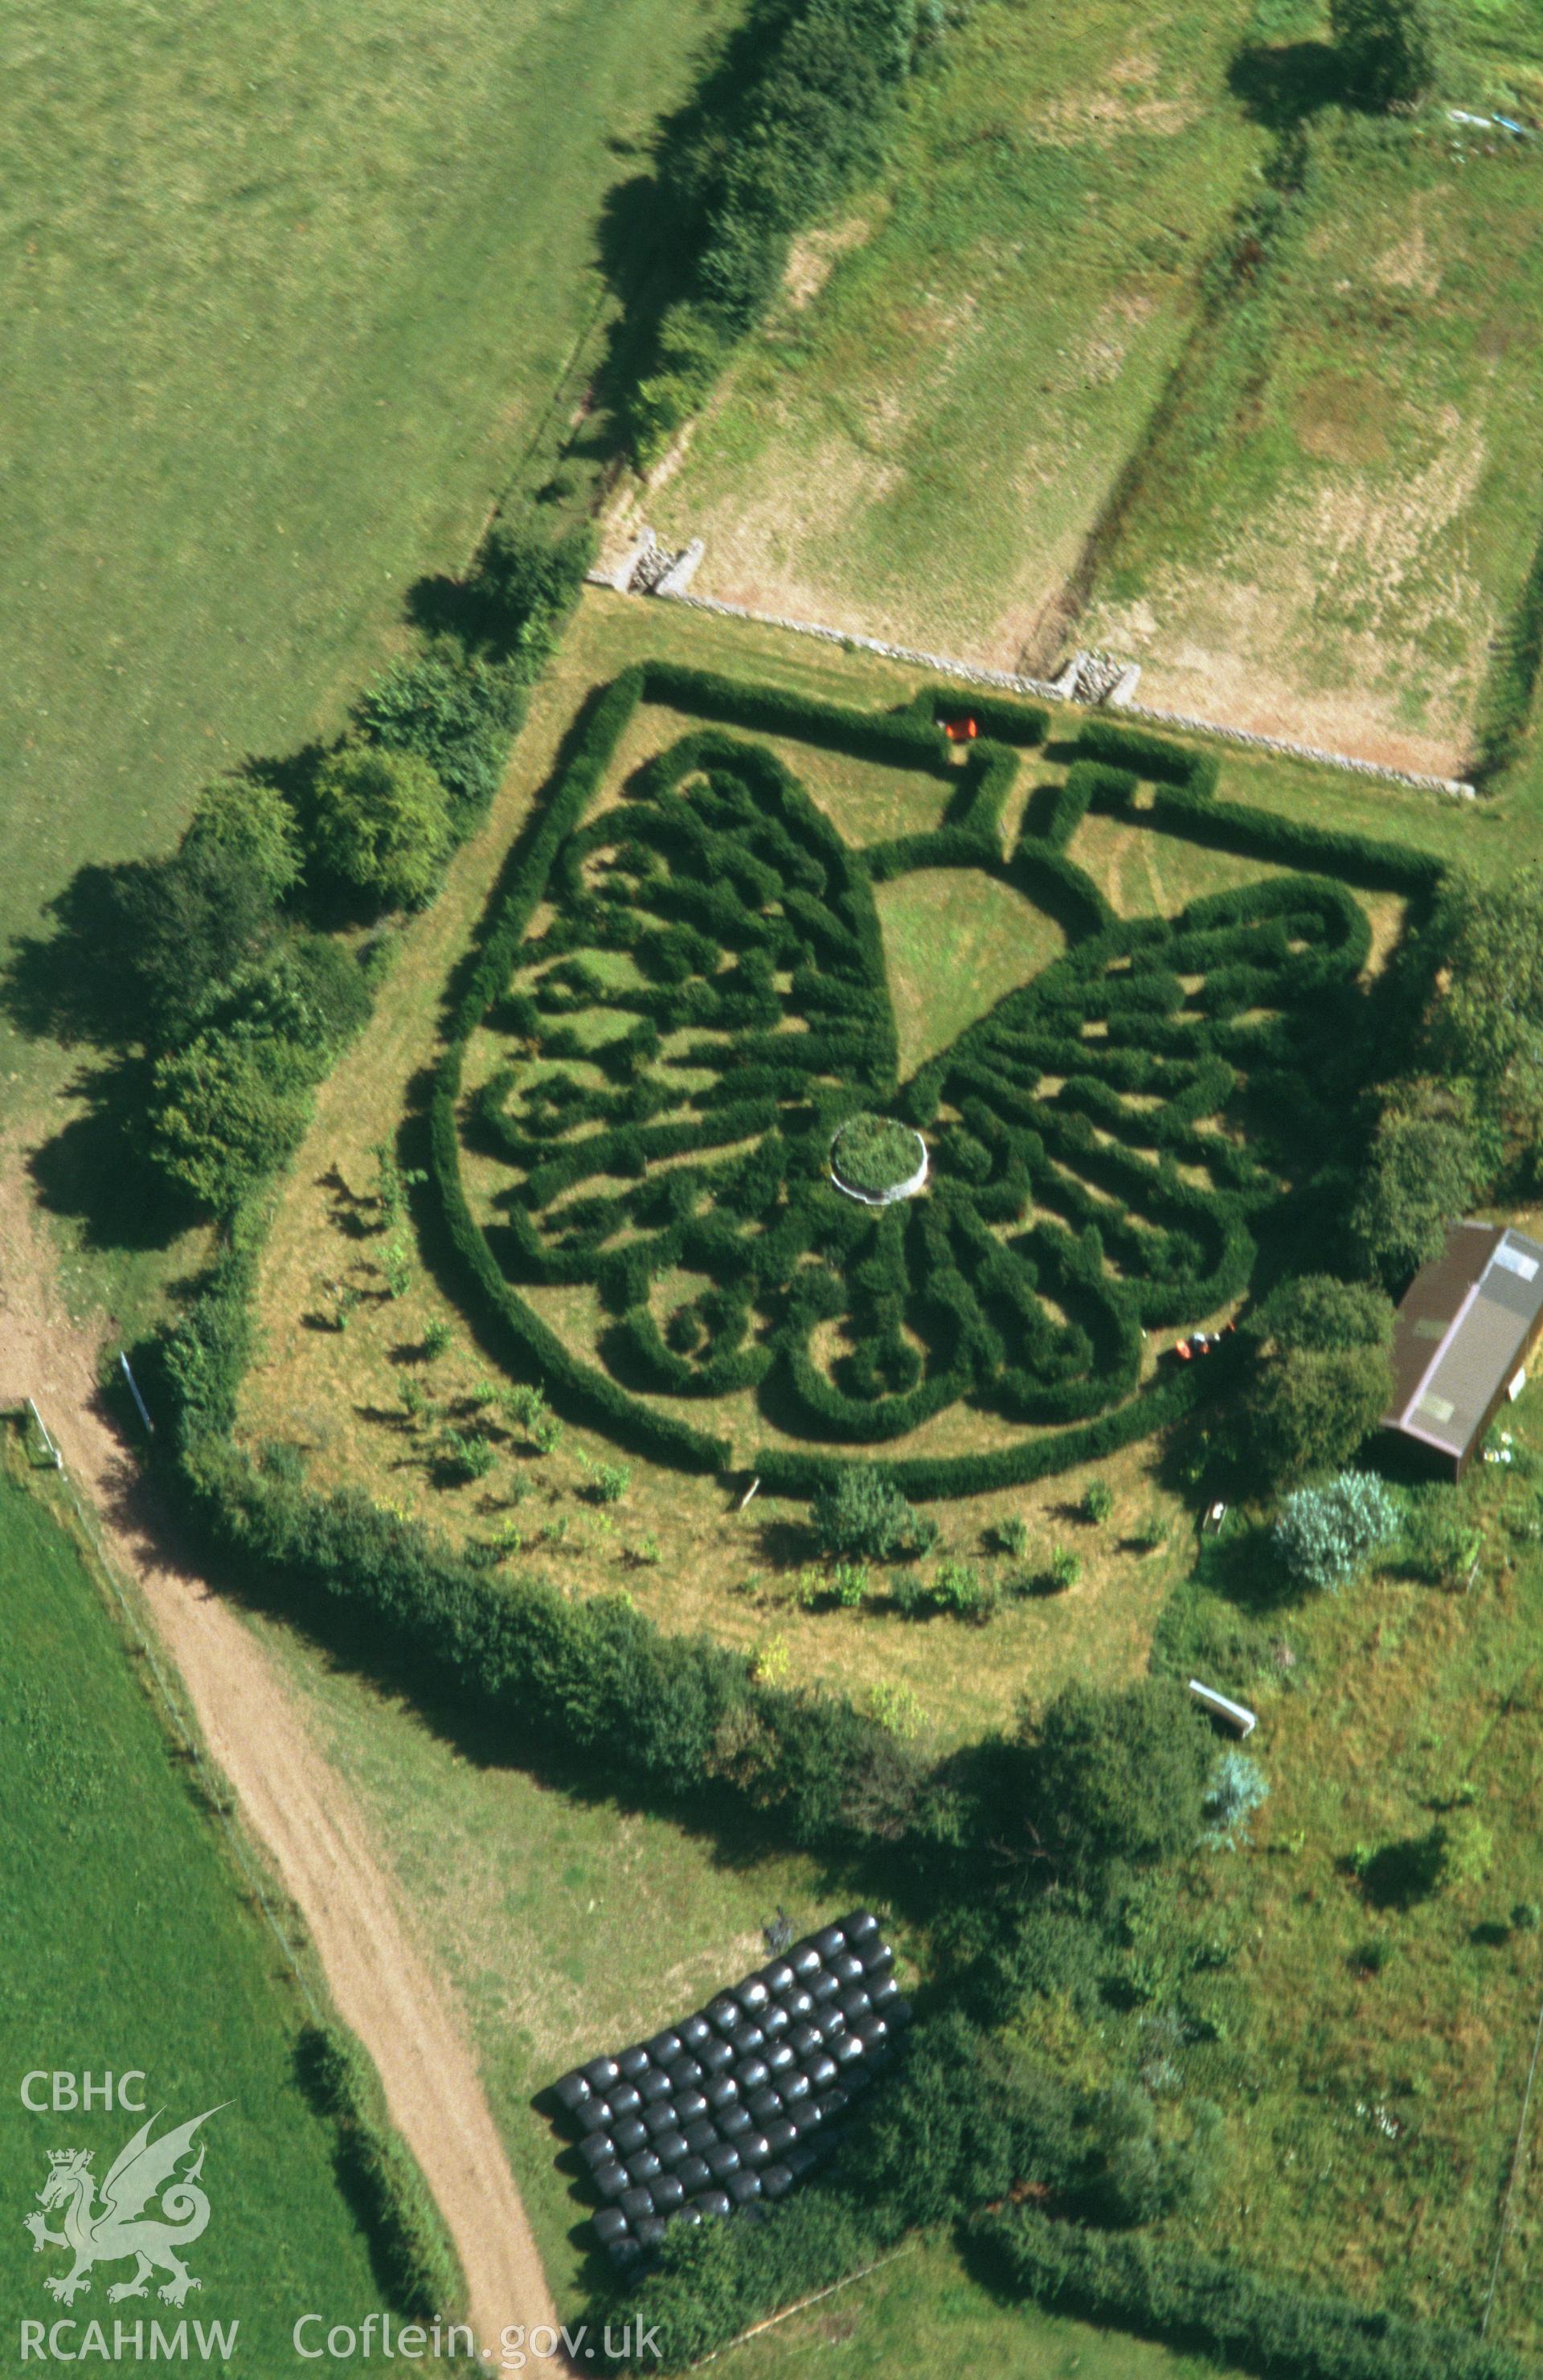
left=0, top=1444, right=392, bottom=2362
left=636, top=0, right=1267, bottom=671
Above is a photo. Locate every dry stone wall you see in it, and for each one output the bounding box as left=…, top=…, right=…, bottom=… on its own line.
left=586, top=560, right=1476, bottom=800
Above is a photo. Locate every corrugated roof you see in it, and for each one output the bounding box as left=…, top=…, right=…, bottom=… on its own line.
left=1384, top=1222, right=1543, bottom=1462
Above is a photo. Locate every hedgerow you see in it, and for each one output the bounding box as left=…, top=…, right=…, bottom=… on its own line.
left=295, top=2025, right=466, bottom=2324
left=626, top=0, right=922, bottom=459
left=975, top=2206, right=1531, bottom=2380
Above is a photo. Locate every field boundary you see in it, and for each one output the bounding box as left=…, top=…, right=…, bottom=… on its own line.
left=592, top=578, right=1479, bottom=801
left=2, top=1404, right=323, bottom=2016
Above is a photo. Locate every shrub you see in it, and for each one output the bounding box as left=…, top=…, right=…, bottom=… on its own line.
left=354, top=641, right=527, bottom=827
left=1202, top=1751, right=1268, bottom=1847
left=1347, top=1092, right=1481, bottom=1286
left=1397, top=1483, right=1481, bottom=1586
left=1426, top=867, right=1543, bottom=1170
left=869, top=1679, right=923, bottom=1735
left=931, top=1559, right=993, bottom=1621
left=309, top=742, right=453, bottom=912
left=1330, top=0, right=1435, bottom=107
left=1233, top=1278, right=1395, bottom=1491
left=144, top=1019, right=317, bottom=1214
left=812, top=1465, right=938, bottom=1563
left=1272, top=1472, right=1400, bottom=1593
left=182, top=777, right=301, bottom=907
left=464, top=518, right=596, bottom=653
left=112, top=786, right=296, bottom=1044
left=1082, top=1480, right=1114, bottom=1526
left=590, top=1460, right=632, bottom=1505
left=829, top=1113, right=925, bottom=1195
left=1024, top=1679, right=1211, bottom=1882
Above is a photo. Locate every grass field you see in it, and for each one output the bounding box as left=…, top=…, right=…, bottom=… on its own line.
left=0, top=1440, right=395, bottom=2365
left=612, top=0, right=1543, bottom=781
left=244, top=1598, right=1243, bottom=2380
left=632, top=0, right=1266, bottom=671
left=1081, top=118, right=1543, bottom=776
left=0, top=0, right=740, bottom=1334
left=1116, top=1361, right=1543, bottom=2349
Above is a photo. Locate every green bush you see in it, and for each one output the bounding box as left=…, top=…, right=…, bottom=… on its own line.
left=1347, top=1092, right=1481, bottom=1287
left=309, top=742, right=453, bottom=912
left=464, top=517, right=596, bottom=653
left=111, top=782, right=298, bottom=1045
left=1024, top=1679, right=1210, bottom=1882
left=354, top=641, right=527, bottom=828
left=829, top=1112, right=925, bottom=1195
left=1202, top=1750, right=1268, bottom=1847
left=812, top=1464, right=938, bottom=1562
left=1230, top=1277, right=1396, bottom=1492
left=145, top=1018, right=318, bottom=1214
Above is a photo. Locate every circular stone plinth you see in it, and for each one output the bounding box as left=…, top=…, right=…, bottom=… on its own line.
left=829, top=1116, right=929, bottom=1206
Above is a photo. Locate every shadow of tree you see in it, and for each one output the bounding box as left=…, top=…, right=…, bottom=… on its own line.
left=26, top=1061, right=196, bottom=1255
left=1, top=864, right=144, bottom=1051
left=1359, top=1828, right=1444, bottom=1911
left=1228, top=41, right=1343, bottom=129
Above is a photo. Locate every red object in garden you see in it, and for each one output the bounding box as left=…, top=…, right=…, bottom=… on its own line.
left=942, top=716, right=978, bottom=743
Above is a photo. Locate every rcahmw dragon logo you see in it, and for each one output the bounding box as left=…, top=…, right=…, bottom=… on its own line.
left=23, top=2106, right=227, bottom=2306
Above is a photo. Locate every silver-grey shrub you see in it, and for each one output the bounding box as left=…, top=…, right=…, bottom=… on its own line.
left=1272, top=1470, right=1400, bottom=1592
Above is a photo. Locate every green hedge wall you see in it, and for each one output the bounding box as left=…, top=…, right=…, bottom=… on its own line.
left=295, top=2026, right=466, bottom=2325
left=976, top=2206, right=1533, bottom=2380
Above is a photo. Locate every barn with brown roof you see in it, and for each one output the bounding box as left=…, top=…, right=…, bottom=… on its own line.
left=1382, top=1222, right=1543, bottom=1479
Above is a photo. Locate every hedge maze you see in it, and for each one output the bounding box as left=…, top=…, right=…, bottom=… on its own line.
left=432, top=663, right=1443, bottom=1500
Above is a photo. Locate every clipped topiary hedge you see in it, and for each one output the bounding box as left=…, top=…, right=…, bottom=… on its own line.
left=425, top=666, right=1441, bottom=1488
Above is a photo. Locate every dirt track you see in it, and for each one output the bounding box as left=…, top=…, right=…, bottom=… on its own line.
left=0, top=1143, right=559, bottom=2362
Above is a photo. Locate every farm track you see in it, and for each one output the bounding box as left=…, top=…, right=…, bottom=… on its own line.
left=0, top=1141, right=561, bottom=2365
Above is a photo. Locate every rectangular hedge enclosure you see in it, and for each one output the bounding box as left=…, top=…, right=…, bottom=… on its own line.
left=429, top=657, right=1444, bottom=1500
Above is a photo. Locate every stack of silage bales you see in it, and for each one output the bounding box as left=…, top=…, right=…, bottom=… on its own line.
left=547, top=1911, right=910, bottom=2269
